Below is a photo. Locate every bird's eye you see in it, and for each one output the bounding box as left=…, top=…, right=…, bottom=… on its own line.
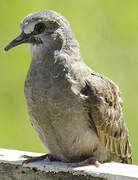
left=34, top=23, right=46, bottom=34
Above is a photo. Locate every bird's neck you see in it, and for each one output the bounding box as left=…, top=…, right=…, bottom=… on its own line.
left=29, top=38, right=82, bottom=64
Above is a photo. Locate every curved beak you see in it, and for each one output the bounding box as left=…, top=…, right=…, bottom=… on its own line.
left=4, top=32, right=30, bottom=52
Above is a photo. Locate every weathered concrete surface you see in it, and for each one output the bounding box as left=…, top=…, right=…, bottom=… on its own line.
left=0, top=148, right=137, bottom=180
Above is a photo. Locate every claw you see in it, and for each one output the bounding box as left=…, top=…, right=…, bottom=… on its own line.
left=69, top=157, right=101, bottom=167
left=20, top=155, right=33, bottom=159
left=94, top=161, right=101, bottom=167
left=20, top=154, right=56, bottom=165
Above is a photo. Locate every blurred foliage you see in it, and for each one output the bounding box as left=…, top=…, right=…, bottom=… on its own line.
left=0, top=0, right=138, bottom=164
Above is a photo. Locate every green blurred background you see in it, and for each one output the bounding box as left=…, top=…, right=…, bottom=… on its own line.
left=0, top=0, right=138, bottom=164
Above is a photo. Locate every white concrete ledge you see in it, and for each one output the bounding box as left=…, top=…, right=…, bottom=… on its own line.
left=0, top=148, right=137, bottom=180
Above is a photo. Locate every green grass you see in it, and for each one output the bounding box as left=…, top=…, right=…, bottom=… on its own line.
left=0, top=0, right=138, bottom=164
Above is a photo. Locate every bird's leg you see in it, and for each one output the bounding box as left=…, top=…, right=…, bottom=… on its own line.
left=21, top=154, right=100, bottom=167
left=20, top=154, right=57, bottom=165
left=69, top=157, right=101, bottom=167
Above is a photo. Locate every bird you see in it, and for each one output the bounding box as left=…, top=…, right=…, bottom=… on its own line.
left=4, top=10, right=132, bottom=167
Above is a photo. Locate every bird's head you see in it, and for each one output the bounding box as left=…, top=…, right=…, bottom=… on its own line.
left=4, top=10, right=77, bottom=54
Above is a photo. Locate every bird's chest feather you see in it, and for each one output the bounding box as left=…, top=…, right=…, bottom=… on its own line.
left=24, top=61, right=100, bottom=160
left=24, top=62, right=84, bottom=125
left=23, top=62, right=102, bottom=162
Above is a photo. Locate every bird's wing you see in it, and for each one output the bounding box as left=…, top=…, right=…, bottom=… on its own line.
left=81, top=73, right=132, bottom=163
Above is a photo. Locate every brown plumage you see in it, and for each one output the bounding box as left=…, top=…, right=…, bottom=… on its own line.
left=4, top=10, right=132, bottom=166
left=82, top=73, right=132, bottom=164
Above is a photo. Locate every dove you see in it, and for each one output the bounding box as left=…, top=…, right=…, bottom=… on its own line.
left=4, top=10, right=132, bottom=166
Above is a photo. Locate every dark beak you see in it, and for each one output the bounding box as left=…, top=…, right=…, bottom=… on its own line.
left=4, top=32, right=30, bottom=52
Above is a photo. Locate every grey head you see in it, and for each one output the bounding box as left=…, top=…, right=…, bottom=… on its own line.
left=4, top=10, right=78, bottom=54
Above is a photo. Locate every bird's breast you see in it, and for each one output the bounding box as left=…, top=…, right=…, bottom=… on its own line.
left=24, top=63, right=72, bottom=111
left=24, top=64, right=101, bottom=161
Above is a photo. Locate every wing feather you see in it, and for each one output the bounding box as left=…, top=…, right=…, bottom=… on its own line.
left=82, top=73, right=132, bottom=163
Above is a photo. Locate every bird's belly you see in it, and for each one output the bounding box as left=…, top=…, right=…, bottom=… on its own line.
left=24, top=81, right=105, bottom=162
